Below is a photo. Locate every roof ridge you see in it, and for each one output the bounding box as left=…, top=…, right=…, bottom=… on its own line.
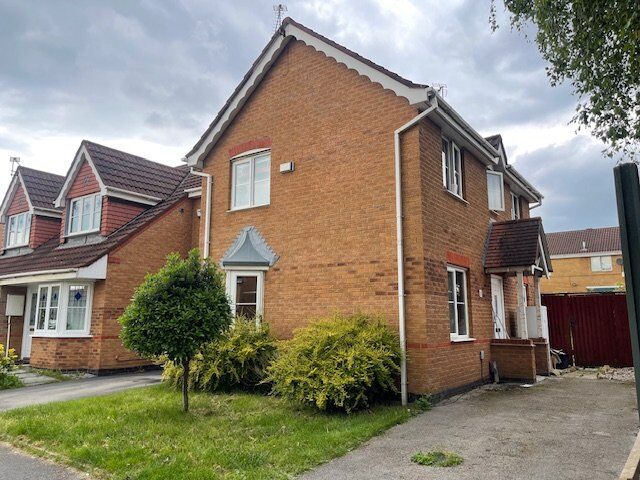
left=82, top=140, right=181, bottom=172
left=547, top=226, right=619, bottom=236
left=18, top=166, right=66, bottom=180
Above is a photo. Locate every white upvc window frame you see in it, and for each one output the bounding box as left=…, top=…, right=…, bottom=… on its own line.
left=447, top=266, right=470, bottom=340
left=225, top=269, right=265, bottom=323
left=591, top=255, right=613, bottom=272
left=67, top=193, right=102, bottom=236
left=5, top=211, right=31, bottom=248
left=442, top=137, right=463, bottom=199
left=230, top=150, right=271, bottom=211
left=487, top=170, right=505, bottom=211
left=33, top=282, right=93, bottom=338
left=511, top=193, right=521, bottom=220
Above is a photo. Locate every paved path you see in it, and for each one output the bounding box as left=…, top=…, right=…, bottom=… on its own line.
left=301, top=377, right=638, bottom=480
left=0, top=370, right=161, bottom=412
left=0, top=444, right=88, bottom=479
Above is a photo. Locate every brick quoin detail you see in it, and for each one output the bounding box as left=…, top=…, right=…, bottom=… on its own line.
left=228, top=138, right=272, bottom=158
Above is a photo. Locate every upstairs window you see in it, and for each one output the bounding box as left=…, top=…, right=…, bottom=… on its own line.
left=442, top=138, right=463, bottom=198
left=231, top=152, right=271, bottom=210
left=487, top=171, right=505, bottom=211
left=511, top=193, right=521, bottom=220
left=68, top=193, right=102, bottom=235
left=5, top=212, right=31, bottom=248
left=591, top=255, right=613, bottom=272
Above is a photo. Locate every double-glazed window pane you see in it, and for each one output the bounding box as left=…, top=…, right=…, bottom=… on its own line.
left=448, top=268, right=468, bottom=337
left=511, top=194, right=521, bottom=220
left=591, top=255, right=613, bottom=272
left=68, top=194, right=101, bottom=234
left=232, top=153, right=270, bottom=209
left=48, top=286, right=60, bottom=330
left=442, top=139, right=463, bottom=198
left=66, top=285, right=88, bottom=330
left=37, top=287, right=48, bottom=330
left=6, top=212, right=31, bottom=247
left=487, top=172, right=504, bottom=211
left=235, top=276, right=258, bottom=318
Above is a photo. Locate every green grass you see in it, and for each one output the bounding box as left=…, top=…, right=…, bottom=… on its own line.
left=411, top=450, right=464, bottom=467
left=0, top=385, right=411, bottom=479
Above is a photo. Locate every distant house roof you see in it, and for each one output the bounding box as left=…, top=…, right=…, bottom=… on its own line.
left=484, top=217, right=552, bottom=274
left=18, top=167, right=65, bottom=211
left=0, top=170, right=197, bottom=279
left=547, top=226, right=621, bottom=256
left=55, top=141, right=186, bottom=206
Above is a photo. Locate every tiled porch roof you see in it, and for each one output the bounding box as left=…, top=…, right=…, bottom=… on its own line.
left=484, top=217, right=552, bottom=273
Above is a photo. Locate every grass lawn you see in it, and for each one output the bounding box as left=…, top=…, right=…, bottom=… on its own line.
left=0, top=385, right=412, bottom=479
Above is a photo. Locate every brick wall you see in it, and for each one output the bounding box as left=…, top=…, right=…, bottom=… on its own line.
left=532, top=337, right=550, bottom=375
left=30, top=215, right=61, bottom=248
left=541, top=255, right=624, bottom=294
left=490, top=338, right=537, bottom=382
left=100, top=197, right=147, bottom=236
left=60, top=160, right=101, bottom=242
left=198, top=40, right=418, bottom=342
left=0, top=286, right=27, bottom=358
left=6, top=184, right=29, bottom=216
left=30, top=337, right=92, bottom=370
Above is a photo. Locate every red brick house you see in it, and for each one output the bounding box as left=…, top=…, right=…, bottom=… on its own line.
left=0, top=141, right=201, bottom=372
left=184, top=18, right=553, bottom=401
left=0, top=18, right=552, bottom=400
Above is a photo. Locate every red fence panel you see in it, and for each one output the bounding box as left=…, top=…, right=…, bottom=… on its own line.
left=542, top=293, right=633, bottom=367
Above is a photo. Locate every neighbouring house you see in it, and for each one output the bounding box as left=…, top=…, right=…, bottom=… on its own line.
left=0, top=141, right=201, bottom=372
left=542, top=226, right=623, bottom=294
left=0, top=18, right=553, bottom=396
left=183, top=18, right=553, bottom=397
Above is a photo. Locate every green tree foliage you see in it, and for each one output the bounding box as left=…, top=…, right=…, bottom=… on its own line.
left=492, top=0, right=639, bottom=159
left=163, top=317, right=277, bottom=392
left=119, top=249, right=232, bottom=411
left=266, top=313, right=402, bottom=413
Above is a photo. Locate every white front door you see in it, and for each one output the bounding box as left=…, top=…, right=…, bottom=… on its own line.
left=21, top=288, right=38, bottom=359
left=491, top=275, right=507, bottom=339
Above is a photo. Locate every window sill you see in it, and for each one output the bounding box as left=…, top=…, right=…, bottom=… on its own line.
left=450, top=336, right=476, bottom=343
left=32, top=333, right=92, bottom=339
left=227, top=204, right=270, bottom=213
left=3, top=242, right=29, bottom=250
left=65, top=229, right=100, bottom=239
left=444, top=189, right=469, bottom=205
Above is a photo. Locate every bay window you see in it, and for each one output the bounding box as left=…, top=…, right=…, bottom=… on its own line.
left=5, top=212, right=31, bottom=248
left=226, top=270, right=264, bottom=321
left=448, top=266, right=469, bottom=339
left=442, top=138, right=463, bottom=198
left=68, top=193, right=102, bottom=235
left=231, top=152, right=271, bottom=210
left=487, top=171, right=505, bottom=211
left=33, top=283, right=92, bottom=336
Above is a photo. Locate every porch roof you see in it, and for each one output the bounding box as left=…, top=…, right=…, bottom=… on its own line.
left=484, top=217, right=553, bottom=275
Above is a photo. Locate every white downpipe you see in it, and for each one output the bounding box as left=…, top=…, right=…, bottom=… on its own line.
left=394, top=99, right=437, bottom=406
left=190, top=169, right=212, bottom=259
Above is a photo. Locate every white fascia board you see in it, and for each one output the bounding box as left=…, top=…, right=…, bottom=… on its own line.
left=550, top=251, right=622, bottom=259
left=0, top=174, right=21, bottom=222
left=104, top=187, right=160, bottom=205
left=0, top=255, right=108, bottom=286
left=503, top=168, right=541, bottom=203
left=185, top=187, right=202, bottom=198
left=55, top=145, right=106, bottom=208
left=33, top=208, right=63, bottom=219
left=431, top=93, right=499, bottom=164
left=186, top=22, right=430, bottom=167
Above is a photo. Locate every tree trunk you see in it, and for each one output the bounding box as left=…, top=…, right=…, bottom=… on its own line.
left=182, top=358, right=190, bottom=413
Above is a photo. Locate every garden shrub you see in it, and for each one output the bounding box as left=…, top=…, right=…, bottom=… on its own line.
left=164, top=317, right=277, bottom=392
left=266, top=313, right=401, bottom=413
left=0, top=343, right=21, bottom=390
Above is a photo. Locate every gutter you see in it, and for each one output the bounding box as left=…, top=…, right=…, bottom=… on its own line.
left=189, top=167, right=212, bottom=259
left=394, top=96, right=438, bottom=406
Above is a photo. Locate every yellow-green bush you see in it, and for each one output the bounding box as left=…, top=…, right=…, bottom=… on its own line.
left=163, top=318, right=277, bottom=392
left=0, top=343, right=21, bottom=390
left=266, top=313, right=401, bottom=413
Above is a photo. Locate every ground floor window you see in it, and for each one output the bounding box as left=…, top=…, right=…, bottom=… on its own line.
left=225, top=270, right=264, bottom=320
left=32, top=282, right=93, bottom=337
left=447, top=266, right=469, bottom=339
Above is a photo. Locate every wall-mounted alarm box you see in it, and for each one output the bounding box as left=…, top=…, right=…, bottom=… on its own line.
left=279, top=162, right=294, bottom=173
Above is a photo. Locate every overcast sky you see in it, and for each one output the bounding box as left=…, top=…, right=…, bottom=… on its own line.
left=0, top=0, right=619, bottom=232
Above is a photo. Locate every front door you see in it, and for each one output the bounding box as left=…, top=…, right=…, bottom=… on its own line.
left=21, top=289, right=38, bottom=359
left=491, top=275, right=507, bottom=339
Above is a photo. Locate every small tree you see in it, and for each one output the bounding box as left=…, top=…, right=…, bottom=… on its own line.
left=119, top=249, right=232, bottom=412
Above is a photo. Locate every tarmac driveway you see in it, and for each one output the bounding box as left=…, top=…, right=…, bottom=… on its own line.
left=302, top=376, right=638, bottom=480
